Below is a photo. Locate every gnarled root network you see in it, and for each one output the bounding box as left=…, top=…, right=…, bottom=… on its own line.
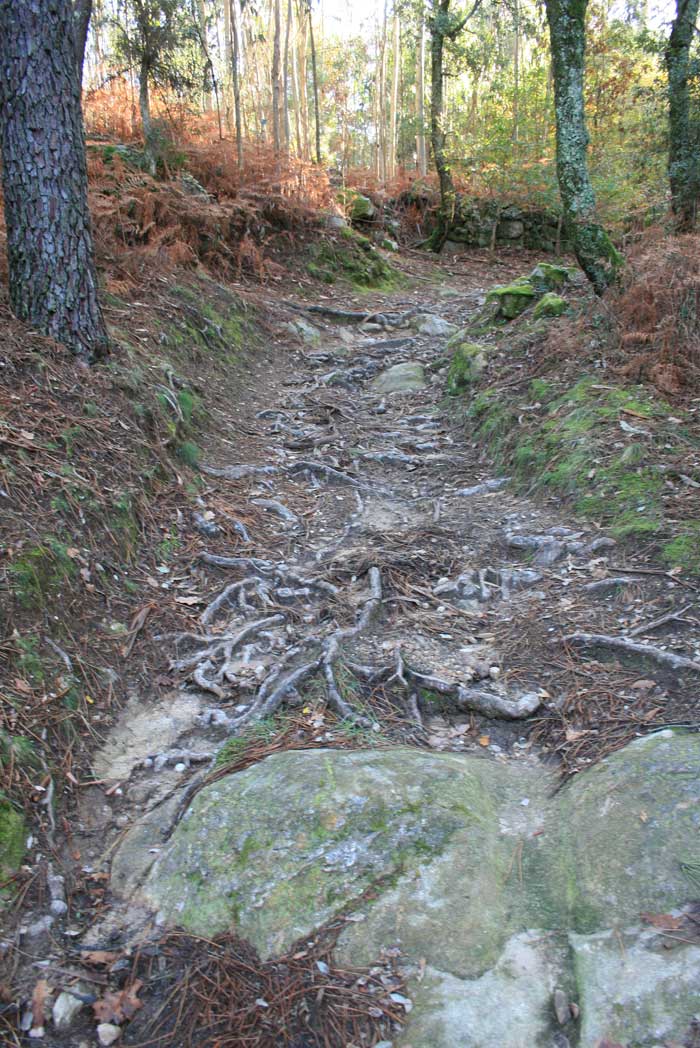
left=165, top=553, right=541, bottom=736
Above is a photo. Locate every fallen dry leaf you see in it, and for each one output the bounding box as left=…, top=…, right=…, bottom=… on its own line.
left=478, top=735, right=490, bottom=747
left=93, top=980, right=143, bottom=1023
left=640, top=911, right=682, bottom=931
left=80, top=949, right=121, bottom=966
left=31, top=978, right=49, bottom=1035
left=174, top=595, right=203, bottom=606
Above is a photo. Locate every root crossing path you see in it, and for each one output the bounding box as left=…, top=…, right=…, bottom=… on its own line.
left=69, top=258, right=700, bottom=1020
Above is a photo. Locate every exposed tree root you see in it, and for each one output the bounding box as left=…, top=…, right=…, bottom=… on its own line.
left=559, top=632, right=700, bottom=674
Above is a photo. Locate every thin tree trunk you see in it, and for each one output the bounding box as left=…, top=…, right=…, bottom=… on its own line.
left=416, top=14, right=428, bottom=175
left=272, top=0, right=282, bottom=153
left=544, top=0, right=621, bottom=292
left=512, top=0, right=520, bottom=146
left=307, top=0, right=321, bottom=163
left=73, top=0, right=93, bottom=85
left=297, top=0, right=310, bottom=159
left=290, top=5, right=304, bottom=156
left=283, top=0, right=292, bottom=151
left=199, top=0, right=213, bottom=111
left=0, top=0, right=108, bottom=361
left=665, top=0, right=700, bottom=230
left=229, top=0, right=244, bottom=167
left=138, top=54, right=157, bottom=173
left=388, top=11, right=400, bottom=178
left=377, top=6, right=388, bottom=182
left=428, top=0, right=456, bottom=250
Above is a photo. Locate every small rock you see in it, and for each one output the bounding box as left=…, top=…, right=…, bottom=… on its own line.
left=456, top=478, right=510, bottom=497
left=52, top=987, right=88, bottom=1031
left=533, top=540, right=566, bottom=567
left=97, top=1022, right=122, bottom=1046
left=553, top=988, right=570, bottom=1025
left=193, top=512, right=221, bottom=538
left=415, top=315, right=458, bottom=337
left=371, top=362, right=426, bottom=394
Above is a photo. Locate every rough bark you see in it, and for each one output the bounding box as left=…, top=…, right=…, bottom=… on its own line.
left=544, top=0, right=622, bottom=293
left=0, top=0, right=108, bottom=362
left=665, top=0, right=700, bottom=230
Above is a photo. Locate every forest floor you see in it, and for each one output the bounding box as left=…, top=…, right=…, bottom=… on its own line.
left=2, top=243, right=700, bottom=1046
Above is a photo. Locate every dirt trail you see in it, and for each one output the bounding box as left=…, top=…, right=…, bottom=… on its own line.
left=20, top=254, right=700, bottom=1045
left=79, top=256, right=696, bottom=903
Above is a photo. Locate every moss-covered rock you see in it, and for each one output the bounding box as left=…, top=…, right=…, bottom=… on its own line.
left=446, top=342, right=489, bottom=395
left=0, top=795, right=25, bottom=888
left=533, top=292, right=568, bottom=318
left=529, top=262, right=571, bottom=290
left=337, top=188, right=376, bottom=222
left=486, top=280, right=538, bottom=319
left=131, top=733, right=700, bottom=1046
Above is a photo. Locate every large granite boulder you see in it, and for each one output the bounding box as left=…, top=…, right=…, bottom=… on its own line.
left=127, top=732, right=700, bottom=1047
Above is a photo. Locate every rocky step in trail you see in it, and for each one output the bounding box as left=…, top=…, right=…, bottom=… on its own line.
left=27, top=265, right=700, bottom=1047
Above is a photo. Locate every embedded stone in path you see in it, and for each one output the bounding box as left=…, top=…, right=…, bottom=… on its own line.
left=371, top=361, right=427, bottom=393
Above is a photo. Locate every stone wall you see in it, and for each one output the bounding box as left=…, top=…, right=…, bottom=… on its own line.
left=443, top=198, right=573, bottom=255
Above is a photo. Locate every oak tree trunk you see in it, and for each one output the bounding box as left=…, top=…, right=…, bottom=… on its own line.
left=0, top=0, right=108, bottom=362
left=545, top=0, right=621, bottom=292
left=665, top=0, right=700, bottom=230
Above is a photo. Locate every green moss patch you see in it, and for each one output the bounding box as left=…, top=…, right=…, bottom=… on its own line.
left=533, top=293, right=568, bottom=319
left=0, top=795, right=25, bottom=890
left=486, top=280, right=538, bottom=319
left=307, top=231, right=400, bottom=290
left=446, top=342, right=489, bottom=395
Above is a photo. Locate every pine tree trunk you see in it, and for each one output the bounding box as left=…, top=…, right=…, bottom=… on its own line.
left=665, top=0, right=700, bottom=230
left=428, top=0, right=457, bottom=251
left=0, top=0, right=108, bottom=362
left=545, top=0, right=621, bottom=292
